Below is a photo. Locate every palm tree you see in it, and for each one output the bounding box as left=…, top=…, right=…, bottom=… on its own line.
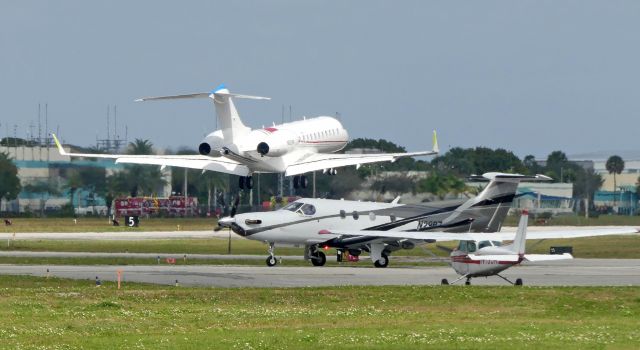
left=605, top=155, right=625, bottom=207
left=0, top=152, right=21, bottom=212
left=127, top=139, right=154, bottom=155
left=23, top=179, right=61, bottom=216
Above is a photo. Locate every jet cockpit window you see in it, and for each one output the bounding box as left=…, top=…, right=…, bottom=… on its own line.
left=299, top=204, right=316, bottom=216
left=282, top=202, right=304, bottom=212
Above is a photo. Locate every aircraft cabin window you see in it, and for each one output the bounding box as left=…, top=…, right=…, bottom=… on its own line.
left=457, top=241, right=468, bottom=251
left=491, top=241, right=502, bottom=247
left=478, top=241, right=491, bottom=249
left=282, top=202, right=304, bottom=212
left=339, top=210, right=346, bottom=219
left=300, top=204, right=316, bottom=216
left=390, top=215, right=396, bottom=222
left=352, top=211, right=359, bottom=220
left=467, top=241, right=477, bottom=253
left=369, top=212, right=376, bottom=221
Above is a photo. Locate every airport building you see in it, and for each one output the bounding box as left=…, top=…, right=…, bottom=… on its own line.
left=1, top=144, right=172, bottom=214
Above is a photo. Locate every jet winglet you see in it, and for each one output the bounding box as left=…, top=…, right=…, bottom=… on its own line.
left=51, top=134, right=68, bottom=156
left=432, top=130, right=439, bottom=154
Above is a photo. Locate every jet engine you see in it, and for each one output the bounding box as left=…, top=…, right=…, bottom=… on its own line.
left=255, top=134, right=292, bottom=157
left=198, top=131, right=224, bottom=157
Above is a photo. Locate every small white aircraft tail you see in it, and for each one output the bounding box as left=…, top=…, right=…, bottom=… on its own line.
left=510, top=210, right=529, bottom=255
left=135, top=84, right=270, bottom=142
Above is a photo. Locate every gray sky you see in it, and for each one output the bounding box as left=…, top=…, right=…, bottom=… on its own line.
left=1, top=1, right=639, bottom=158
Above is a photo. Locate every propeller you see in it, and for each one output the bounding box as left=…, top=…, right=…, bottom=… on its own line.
left=214, top=194, right=241, bottom=232
left=230, top=195, right=240, bottom=218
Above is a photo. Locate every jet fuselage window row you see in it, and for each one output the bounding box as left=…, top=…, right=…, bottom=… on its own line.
left=300, top=128, right=341, bottom=142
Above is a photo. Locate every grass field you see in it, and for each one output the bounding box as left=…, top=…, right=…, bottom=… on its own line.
left=1, top=275, right=638, bottom=349
left=1, top=217, right=217, bottom=232
left=503, top=214, right=640, bottom=226
left=2, top=214, right=640, bottom=233
left=3, top=235, right=640, bottom=259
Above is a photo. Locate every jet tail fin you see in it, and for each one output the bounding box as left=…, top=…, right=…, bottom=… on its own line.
left=441, top=173, right=551, bottom=232
left=135, top=84, right=270, bottom=142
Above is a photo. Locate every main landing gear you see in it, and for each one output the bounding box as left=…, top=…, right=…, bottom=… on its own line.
left=307, top=246, right=326, bottom=266
left=238, top=176, right=253, bottom=190
left=440, top=275, right=524, bottom=286
left=293, top=175, right=308, bottom=189
left=373, top=254, right=389, bottom=268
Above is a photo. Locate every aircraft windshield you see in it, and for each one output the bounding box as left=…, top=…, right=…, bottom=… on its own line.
left=457, top=240, right=477, bottom=253
left=298, top=204, right=316, bottom=216
left=282, top=202, right=304, bottom=212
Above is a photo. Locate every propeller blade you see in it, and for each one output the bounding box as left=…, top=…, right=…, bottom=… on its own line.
left=230, top=195, right=240, bottom=218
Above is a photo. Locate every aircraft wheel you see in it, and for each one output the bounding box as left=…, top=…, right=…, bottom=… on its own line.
left=238, top=176, right=245, bottom=190
left=293, top=176, right=300, bottom=189
left=465, top=280, right=471, bottom=286
left=515, top=278, right=523, bottom=286
left=245, top=176, right=253, bottom=190
left=441, top=279, right=449, bottom=285
left=373, top=254, right=389, bottom=268
left=266, top=256, right=277, bottom=267
left=311, top=251, right=326, bottom=266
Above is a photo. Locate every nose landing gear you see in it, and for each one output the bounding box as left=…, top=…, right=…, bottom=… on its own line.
left=265, top=242, right=278, bottom=267
left=238, top=176, right=254, bottom=190
left=293, top=175, right=308, bottom=189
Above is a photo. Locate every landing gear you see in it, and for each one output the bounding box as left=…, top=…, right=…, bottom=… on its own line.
left=373, top=254, right=389, bottom=268
left=311, top=251, right=326, bottom=266
left=324, top=168, right=338, bottom=176
left=293, top=175, right=308, bottom=189
left=465, top=278, right=471, bottom=286
left=496, top=274, right=523, bottom=286
left=265, top=242, right=277, bottom=267
left=239, top=176, right=253, bottom=190
left=266, top=255, right=277, bottom=267
left=441, top=279, right=449, bottom=285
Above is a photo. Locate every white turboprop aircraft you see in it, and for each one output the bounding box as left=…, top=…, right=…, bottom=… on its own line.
left=218, top=173, right=551, bottom=267
left=327, top=210, right=639, bottom=285
left=51, top=84, right=438, bottom=189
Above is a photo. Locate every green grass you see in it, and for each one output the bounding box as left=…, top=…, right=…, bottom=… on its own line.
left=3, top=214, right=640, bottom=233
left=4, top=234, right=640, bottom=259
left=503, top=214, right=640, bottom=226
left=0, top=275, right=638, bottom=349
left=1, top=217, right=217, bottom=232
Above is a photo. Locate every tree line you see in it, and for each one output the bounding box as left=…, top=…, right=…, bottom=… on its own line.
left=0, top=137, right=636, bottom=215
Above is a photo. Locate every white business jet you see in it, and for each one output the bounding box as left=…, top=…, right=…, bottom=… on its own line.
left=327, top=210, right=639, bottom=285
left=219, top=173, right=550, bottom=267
left=51, top=84, right=438, bottom=189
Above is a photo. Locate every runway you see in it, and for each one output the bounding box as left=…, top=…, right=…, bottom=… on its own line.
left=1, top=259, right=639, bottom=287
